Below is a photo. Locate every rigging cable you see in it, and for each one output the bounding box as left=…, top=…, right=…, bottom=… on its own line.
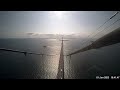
left=67, top=11, right=120, bottom=56
left=78, top=11, right=120, bottom=50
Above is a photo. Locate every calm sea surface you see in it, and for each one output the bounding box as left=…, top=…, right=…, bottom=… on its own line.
left=0, top=38, right=120, bottom=79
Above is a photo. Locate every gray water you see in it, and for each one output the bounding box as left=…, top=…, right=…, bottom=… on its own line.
left=0, top=38, right=120, bottom=79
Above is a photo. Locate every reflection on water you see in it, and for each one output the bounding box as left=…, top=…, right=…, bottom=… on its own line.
left=0, top=38, right=61, bottom=79
left=0, top=38, right=120, bottom=79
left=64, top=40, right=120, bottom=79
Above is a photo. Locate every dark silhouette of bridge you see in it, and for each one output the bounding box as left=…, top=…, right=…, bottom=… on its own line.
left=56, top=37, right=64, bottom=79
left=67, top=27, right=120, bottom=56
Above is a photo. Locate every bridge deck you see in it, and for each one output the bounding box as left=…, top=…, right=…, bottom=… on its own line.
left=56, top=40, right=64, bottom=79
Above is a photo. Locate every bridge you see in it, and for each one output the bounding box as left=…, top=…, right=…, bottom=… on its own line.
left=56, top=37, right=69, bottom=79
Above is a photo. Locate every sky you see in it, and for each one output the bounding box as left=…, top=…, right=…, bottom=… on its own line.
left=0, top=11, right=120, bottom=38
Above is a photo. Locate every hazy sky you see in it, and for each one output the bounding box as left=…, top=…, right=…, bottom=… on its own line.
left=0, top=11, right=120, bottom=38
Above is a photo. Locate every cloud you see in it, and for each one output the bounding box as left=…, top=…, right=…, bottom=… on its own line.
left=27, top=33, right=35, bottom=36
left=33, top=33, right=40, bottom=36
left=26, top=32, right=88, bottom=39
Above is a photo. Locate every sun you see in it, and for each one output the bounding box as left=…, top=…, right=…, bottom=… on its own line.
left=50, top=11, right=67, bottom=19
